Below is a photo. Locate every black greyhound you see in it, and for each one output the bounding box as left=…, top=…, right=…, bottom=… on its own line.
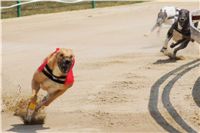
left=161, top=9, right=198, bottom=59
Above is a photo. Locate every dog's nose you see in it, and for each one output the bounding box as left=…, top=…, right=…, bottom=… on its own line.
left=180, top=18, right=185, bottom=21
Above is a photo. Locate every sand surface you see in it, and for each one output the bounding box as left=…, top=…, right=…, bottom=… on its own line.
left=2, top=1, right=200, bottom=133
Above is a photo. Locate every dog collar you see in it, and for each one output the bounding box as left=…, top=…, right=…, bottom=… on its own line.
left=42, top=64, right=66, bottom=84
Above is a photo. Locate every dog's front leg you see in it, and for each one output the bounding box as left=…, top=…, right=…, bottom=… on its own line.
left=31, top=71, right=46, bottom=101
left=161, top=24, right=174, bottom=53
left=172, top=39, right=190, bottom=58
left=170, top=39, right=185, bottom=48
left=31, top=79, right=40, bottom=102
left=161, top=33, right=172, bottom=53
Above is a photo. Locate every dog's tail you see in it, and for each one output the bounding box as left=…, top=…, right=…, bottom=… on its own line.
left=144, top=24, right=160, bottom=37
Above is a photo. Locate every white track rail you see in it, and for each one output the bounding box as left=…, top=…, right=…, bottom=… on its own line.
left=190, top=9, right=200, bottom=44
left=1, top=0, right=84, bottom=9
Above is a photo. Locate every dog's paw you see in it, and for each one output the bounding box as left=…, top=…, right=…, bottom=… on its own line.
left=160, top=47, right=167, bottom=53
left=175, top=56, right=185, bottom=60
left=144, top=33, right=149, bottom=37
left=144, top=32, right=150, bottom=37
left=167, top=54, right=185, bottom=60
left=163, top=52, right=173, bottom=58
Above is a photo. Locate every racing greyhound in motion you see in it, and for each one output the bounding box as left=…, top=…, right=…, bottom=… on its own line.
left=145, top=6, right=179, bottom=36
left=161, top=9, right=198, bottom=59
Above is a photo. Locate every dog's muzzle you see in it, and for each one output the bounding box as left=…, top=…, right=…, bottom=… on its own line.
left=58, top=59, right=72, bottom=74
left=179, top=18, right=185, bottom=22
left=178, top=17, right=187, bottom=27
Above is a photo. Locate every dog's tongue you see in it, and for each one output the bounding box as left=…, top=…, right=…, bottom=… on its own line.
left=38, top=48, right=60, bottom=72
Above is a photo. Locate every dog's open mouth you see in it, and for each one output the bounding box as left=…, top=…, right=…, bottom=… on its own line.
left=58, top=59, right=72, bottom=74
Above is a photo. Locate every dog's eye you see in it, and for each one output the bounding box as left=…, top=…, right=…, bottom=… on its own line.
left=70, top=55, right=73, bottom=59
left=60, top=54, right=64, bottom=57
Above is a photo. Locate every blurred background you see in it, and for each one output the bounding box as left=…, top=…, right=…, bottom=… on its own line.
left=1, top=1, right=146, bottom=19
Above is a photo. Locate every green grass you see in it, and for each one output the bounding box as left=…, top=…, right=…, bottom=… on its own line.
left=1, top=1, right=145, bottom=19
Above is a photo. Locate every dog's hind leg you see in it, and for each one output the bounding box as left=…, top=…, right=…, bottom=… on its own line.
left=172, top=39, right=190, bottom=59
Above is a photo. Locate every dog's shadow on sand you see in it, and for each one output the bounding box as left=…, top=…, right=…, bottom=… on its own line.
left=7, top=124, right=49, bottom=133
left=153, top=58, right=177, bottom=64
left=153, top=55, right=186, bottom=64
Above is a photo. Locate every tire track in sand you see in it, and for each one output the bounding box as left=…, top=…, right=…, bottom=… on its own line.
left=192, top=77, right=200, bottom=108
left=149, top=59, right=200, bottom=133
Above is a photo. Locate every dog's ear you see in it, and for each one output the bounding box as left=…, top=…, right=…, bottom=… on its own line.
left=55, top=50, right=62, bottom=59
left=186, top=10, right=189, bottom=16
left=178, top=9, right=182, bottom=15
left=71, top=54, right=75, bottom=61
left=47, top=49, right=60, bottom=64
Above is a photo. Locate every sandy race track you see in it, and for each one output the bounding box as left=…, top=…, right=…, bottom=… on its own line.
left=2, top=1, right=200, bottom=133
